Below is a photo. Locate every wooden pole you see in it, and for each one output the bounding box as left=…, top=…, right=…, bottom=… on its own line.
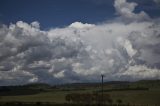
left=101, top=74, right=104, bottom=106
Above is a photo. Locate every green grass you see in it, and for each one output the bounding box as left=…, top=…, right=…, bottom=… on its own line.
left=108, top=89, right=160, bottom=105
left=1, top=89, right=160, bottom=105
left=0, top=89, right=89, bottom=103
left=0, top=80, right=160, bottom=106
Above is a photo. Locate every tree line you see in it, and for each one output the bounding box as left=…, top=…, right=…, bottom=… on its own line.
left=65, top=93, right=114, bottom=105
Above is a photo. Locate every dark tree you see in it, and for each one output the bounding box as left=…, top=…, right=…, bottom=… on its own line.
left=116, top=99, right=122, bottom=106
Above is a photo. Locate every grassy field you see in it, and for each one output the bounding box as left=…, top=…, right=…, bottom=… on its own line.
left=0, top=80, right=160, bottom=106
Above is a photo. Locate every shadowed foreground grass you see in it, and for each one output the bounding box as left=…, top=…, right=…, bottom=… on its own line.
left=0, top=102, right=157, bottom=106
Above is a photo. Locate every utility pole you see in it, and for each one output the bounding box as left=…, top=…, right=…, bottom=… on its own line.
left=101, top=74, right=104, bottom=106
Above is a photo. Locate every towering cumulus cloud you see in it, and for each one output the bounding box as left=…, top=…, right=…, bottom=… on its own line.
left=0, top=0, right=160, bottom=85
left=114, top=0, right=150, bottom=21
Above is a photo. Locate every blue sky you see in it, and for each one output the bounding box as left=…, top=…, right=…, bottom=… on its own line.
left=0, top=0, right=159, bottom=29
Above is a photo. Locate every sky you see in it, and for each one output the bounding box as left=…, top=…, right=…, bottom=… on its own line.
left=0, top=0, right=160, bottom=28
left=0, top=0, right=160, bottom=85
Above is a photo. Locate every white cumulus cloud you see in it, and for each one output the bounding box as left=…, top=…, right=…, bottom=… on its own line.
left=0, top=0, right=160, bottom=85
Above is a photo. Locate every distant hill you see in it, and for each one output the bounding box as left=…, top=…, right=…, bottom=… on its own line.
left=0, top=83, right=52, bottom=96
left=0, top=80, right=160, bottom=88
